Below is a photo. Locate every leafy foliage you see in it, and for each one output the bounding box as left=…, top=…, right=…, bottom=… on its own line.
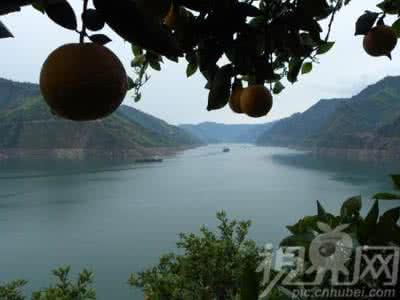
left=272, top=197, right=400, bottom=299
left=2, top=0, right=357, bottom=111
left=129, top=178, right=400, bottom=299
left=0, top=280, right=27, bottom=300
left=3, top=0, right=400, bottom=113
left=0, top=21, right=13, bottom=39
left=128, top=0, right=351, bottom=108
left=355, top=0, right=400, bottom=35
left=373, top=174, right=400, bottom=200
left=129, top=211, right=262, bottom=299
left=0, top=267, right=95, bottom=300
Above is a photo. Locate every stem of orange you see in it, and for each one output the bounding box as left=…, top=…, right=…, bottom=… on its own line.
left=80, top=0, right=89, bottom=44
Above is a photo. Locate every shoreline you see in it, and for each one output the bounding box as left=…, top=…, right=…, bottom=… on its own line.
left=257, top=143, right=400, bottom=161
left=306, top=147, right=400, bottom=161
left=0, top=145, right=199, bottom=161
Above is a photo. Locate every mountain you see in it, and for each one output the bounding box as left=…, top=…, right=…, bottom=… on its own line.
left=257, top=76, right=400, bottom=154
left=0, top=78, right=40, bottom=110
left=0, top=78, right=200, bottom=160
left=257, top=99, right=345, bottom=146
left=117, top=105, right=199, bottom=146
left=179, top=122, right=274, bottom=144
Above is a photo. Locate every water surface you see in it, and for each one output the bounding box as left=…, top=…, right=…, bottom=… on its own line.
left=0, top=145, right=399, bottom=299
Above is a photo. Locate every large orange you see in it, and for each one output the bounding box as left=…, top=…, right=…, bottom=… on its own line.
left=240, top=85, right=273, bottom=118
left=164, top=3, right=179, bottom=29
left=363, top=25, right=397, bottom=58
left=40, top=43, right=128, bottom=121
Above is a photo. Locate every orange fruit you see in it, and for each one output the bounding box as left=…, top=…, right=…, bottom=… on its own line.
left=40, top=43, right=128, bottom=121
left=240, top=85, right=273, bottom=118
left=164, top=4, right=191, bottom=31
left=164, top=3, right=179, bottom=29
left=229, top=82, right=244, bottom=114
left=363, top=25, right=398, bottom=58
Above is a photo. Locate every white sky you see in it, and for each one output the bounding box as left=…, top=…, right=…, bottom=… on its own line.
left=1, top=0, right=399, bottom=125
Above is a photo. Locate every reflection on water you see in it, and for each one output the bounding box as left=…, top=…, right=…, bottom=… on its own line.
left=0, top=145, right=399, bottom=300
left=271, top=151, right=400, bottom=188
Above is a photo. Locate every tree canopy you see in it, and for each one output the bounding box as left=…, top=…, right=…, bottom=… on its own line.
left=1, top=0, right=400, bottom=115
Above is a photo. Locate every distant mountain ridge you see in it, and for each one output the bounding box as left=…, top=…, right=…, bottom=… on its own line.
left=257, top=76, right=400, bottom=158
left=0, top=78, right=200, bottom=160
left=0, top=78, right=39, bottom=110
left=179, top=122, right=274, bottom=144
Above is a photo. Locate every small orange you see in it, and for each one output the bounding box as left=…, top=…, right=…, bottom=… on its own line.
left=164, top=3, right=179, bottom=29
left=240, top=85, right=273, bottom=118
left=229, top=82, right=244, bottom=114
left=363, top=25, right=397, bottom=58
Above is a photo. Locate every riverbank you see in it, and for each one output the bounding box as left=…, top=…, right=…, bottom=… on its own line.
left=257, top=143, right=400, bottom=161
left=0, top=145, right=197, bottom=161
left=307, top=147, right=400, bottom=161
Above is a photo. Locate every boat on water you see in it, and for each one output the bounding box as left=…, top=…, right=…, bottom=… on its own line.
left=222, top=147, right=230, bottom=153
left=135, top=157, right=163, bottom=163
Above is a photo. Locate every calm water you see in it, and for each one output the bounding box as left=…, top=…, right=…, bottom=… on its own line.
left=0, top=145, right=399, bottom=299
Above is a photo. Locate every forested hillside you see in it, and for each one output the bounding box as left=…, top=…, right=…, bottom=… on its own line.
left=257, top=76, right=400, bottom=153
left=0, top=78, right=200, bottom=159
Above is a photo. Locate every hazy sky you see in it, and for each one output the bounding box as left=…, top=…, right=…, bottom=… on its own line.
left=1, top=0, right=399, bottom=125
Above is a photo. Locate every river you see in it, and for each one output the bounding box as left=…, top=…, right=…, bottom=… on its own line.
left=0, top=145, right=399, bottom=299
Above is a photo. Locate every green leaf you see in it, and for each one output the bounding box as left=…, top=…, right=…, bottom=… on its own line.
left=89, top=34, right=111, bottom=45
left=355, top=11, right=379, bottom=35
left=127, top=76, right=135, bottom=91
left=82, top=9, right=105, bottom=32
left=0, top=21, right=13, bottom=39
left=32, top=2, right=45, bottom=13
left=44, top=0, right=77, bottom=31
left=145, top=52, right=163, bottom=72
left=186, top=63, right=198, bottom=78
left=131, top=54, right=146, bottom=67
left=377, top=0, right=400, bottom=15
left=373, top=193, right=400, bottom=200
left=149, top=60, right=161, bottom=71
left=131, top=45, right=143, bottom=57
left=207, top=65, right=232, bottom=111
left=185, top=51, right=197, bottom=65
left=317, top=200, right=327, bottom=219
left=359, top=200, right=379, bottom=241
left=166, top=55, right=179, bottom=63
left=340, top=196, right=362, bottom=218
left=280, top=232, right=315, bottom=248
left=287, top=58, right=302, bottom=83
left=301, top=62, right=313, bottom=74
left=272, top=81, right=285, bottom=94
left=239, top=262, right=260, bottom=300
left=366, top=200, right=379, bottom=224
left=392, top=19, right=400, bottom=38
left=287, top=216, right=319, bottom=234
left=380, top=207, right=400, bottom=225
left=316, top=41, right=335, bottom=55
left=391, top=174, right=400, bottom=189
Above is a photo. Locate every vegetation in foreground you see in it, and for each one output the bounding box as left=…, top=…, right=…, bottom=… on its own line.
left=1, top=176, right=400, bottom=300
